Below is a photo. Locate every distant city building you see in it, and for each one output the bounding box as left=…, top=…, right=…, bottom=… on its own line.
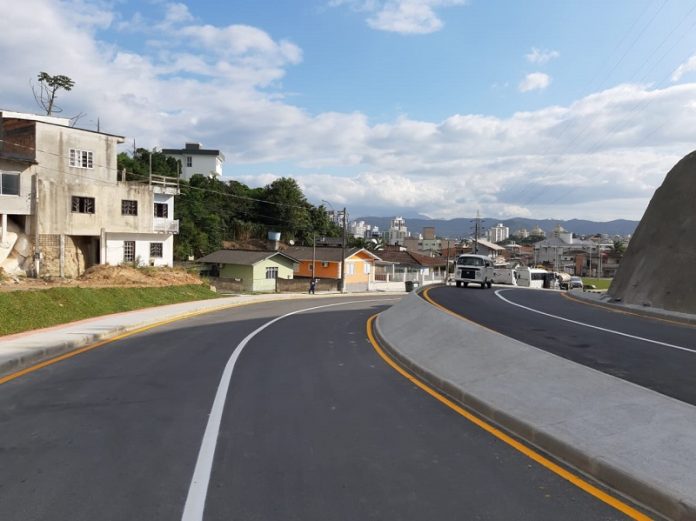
left=487, top=223, right=509, bottom=243
left=350, top=220, right=367, bottom=239
left=162, top=143, right=224, bottom=180
left=515, top=228, right=530, bottom=239
left=530, top=225, right=546, bottom=238
left=327, top=209, right=348, bottom=228
left=387, top=216, right=409, bottom=245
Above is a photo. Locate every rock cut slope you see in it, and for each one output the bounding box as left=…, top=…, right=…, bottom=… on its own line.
left=608, top=150, right=696, bottom=314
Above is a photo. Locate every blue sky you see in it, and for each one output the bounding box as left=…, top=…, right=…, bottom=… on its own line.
left=3, top=0, right=696, bottom=221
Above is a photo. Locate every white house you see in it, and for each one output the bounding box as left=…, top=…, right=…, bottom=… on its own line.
left=0, top=110, right=178, bottom=278
left=162, top=142, right=224, bottom=180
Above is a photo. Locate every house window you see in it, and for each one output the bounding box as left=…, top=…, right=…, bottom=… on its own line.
left=121, top=200, right=138, bottom=216
left=154, top=203, right=168, bottom=218
left=68, top=149, right=94, bottom=169
left=266, top=266, right=278, bottom=279
left=364, top=263, right=371, bottom=274
left=150, top=243, right=163, bottom=258
left=0, top=172, right=20, bottom=195
left=123, top=241, right=135, bottom=263
left=186, top=156, right=193, bottom=167
left=71, top=196, right=95, bottom=214
left=347, top=263, right=355, bottom=275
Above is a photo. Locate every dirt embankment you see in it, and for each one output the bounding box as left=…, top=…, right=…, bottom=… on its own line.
left=0, top=265, right=203, bottom=292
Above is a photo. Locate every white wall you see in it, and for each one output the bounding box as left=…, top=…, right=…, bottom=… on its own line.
left=105, top=233, right=173, bottom=267
left=167, top=153, right=222, bottom=180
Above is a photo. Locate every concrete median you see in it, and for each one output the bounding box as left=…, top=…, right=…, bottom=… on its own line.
left=374, top=292, right=696, bottom=521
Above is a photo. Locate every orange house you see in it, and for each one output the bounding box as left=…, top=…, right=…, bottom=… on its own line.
left=285, top=246, right=381, bottom=292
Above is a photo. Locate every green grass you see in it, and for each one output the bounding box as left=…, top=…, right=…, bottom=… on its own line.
left=582, top=278, right=612, bottom=290
left=0, top=285, right=220, bottom=337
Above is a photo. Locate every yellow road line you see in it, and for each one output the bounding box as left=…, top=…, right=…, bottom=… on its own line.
left=365, top=315, right=651, bottom=520
left=0, top=302, right=248, bottom=386
left=561, top=291, right=696, bottom=329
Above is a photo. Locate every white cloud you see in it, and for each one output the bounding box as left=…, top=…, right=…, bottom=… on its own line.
left=333, top=0, right=467, bottom=34
left=519, top=72, right=551, bottom=92
left=525, top=47, right=559, bottom=65
left=671, top=54, right=696, bottom=82
left=2, top=0, right=695, bottom=221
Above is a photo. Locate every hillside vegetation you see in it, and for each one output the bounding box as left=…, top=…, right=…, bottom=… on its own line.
left=118, top=150, right=343, bottom=260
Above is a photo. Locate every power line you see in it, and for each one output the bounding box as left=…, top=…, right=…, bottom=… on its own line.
left=0, top=137, right=315, bottom=210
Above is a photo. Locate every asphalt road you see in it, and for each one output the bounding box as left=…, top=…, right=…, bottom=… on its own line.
left=0, top=296, right=633, bottom=520
left=426, top=285, right=696, bottom=405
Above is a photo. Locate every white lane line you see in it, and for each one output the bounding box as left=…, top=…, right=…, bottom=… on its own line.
left=181, top=298, right=399, bottom=521
left=494, top=289, right=696, bottom=354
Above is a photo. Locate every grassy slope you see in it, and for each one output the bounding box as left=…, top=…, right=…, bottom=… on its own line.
left=0, top=285, right=220, bottom=337
left=582, top=278, right=612, bottom=290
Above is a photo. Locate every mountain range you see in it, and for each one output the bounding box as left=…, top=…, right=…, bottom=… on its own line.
left=353, top=217, right=638, bottom=238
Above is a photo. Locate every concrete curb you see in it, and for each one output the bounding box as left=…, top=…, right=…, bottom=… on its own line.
left=0, top=291, right=404, bottom=379
left=374, top=293, right=696, bottom=521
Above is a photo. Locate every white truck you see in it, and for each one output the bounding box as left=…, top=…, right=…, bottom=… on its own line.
left=453, top=254, right=494, bottom=289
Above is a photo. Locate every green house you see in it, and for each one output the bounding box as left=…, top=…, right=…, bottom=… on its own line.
left=197, top=250, right=298, bottom=292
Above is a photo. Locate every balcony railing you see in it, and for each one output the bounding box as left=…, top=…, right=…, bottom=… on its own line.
left=153, top=218, right=179, bottom=234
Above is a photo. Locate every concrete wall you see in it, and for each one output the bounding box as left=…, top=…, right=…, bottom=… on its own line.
left=0, top=159, right=33, bottom=215
left=105, top=233, right=174, bottom=268
left=35, top=122, right=119, bottom=184
left=278, top=277, right=338, bottom=293
left=37, top=177, right=158, bottom=236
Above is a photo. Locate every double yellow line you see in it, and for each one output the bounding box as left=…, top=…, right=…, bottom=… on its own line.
left=366, top=308, right=651, bottom=520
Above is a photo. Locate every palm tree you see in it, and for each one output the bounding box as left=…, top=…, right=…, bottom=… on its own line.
left=367, top=237, right=385, bottom=251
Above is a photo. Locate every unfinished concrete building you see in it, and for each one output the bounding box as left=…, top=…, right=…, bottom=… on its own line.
left=0, top=110, right=178, bottom=279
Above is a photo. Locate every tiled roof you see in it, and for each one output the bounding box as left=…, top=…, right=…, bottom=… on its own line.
left=377, top=250, right=446, bottom=267
left=197, top=249, right=297, bottom=265
left=285, top=246, right=363, bottom=262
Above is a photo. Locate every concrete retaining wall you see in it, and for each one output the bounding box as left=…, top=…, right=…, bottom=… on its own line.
left=375, top=293, right=696, bottom=520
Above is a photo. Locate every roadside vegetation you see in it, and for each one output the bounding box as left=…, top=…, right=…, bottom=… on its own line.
left=118, top=150, right=345, bottom=260
left=0, top=284, right=219, bottom=336
left=582, top=278, right=612, bottom=290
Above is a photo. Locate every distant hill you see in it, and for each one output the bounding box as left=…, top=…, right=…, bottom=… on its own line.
left=353, top=216, right=638, bottom=238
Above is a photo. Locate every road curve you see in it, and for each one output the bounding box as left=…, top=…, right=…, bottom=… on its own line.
left=1, top=295, right=635, bottom=520
left=425, top=285, right=696, bottom=406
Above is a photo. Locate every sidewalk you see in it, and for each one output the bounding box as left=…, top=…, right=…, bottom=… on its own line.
left=0, top=291, right=392, bottom=379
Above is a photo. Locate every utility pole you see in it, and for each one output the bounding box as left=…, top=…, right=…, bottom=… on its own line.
left=445, top=240, right=450, bottom=284
left=340, top=207, right=347, bottom=293
left=472, top=210, right=483, bottom=254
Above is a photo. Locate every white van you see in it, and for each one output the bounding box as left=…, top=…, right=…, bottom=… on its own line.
left=516, top=267, right=548, bottom=288
left=454, top=254, right=494, bottom=289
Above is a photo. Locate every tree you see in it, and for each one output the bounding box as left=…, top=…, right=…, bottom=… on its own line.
left=613, top=239, right=627, bottom=255
left=32, top=72, right=75, bottom=115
